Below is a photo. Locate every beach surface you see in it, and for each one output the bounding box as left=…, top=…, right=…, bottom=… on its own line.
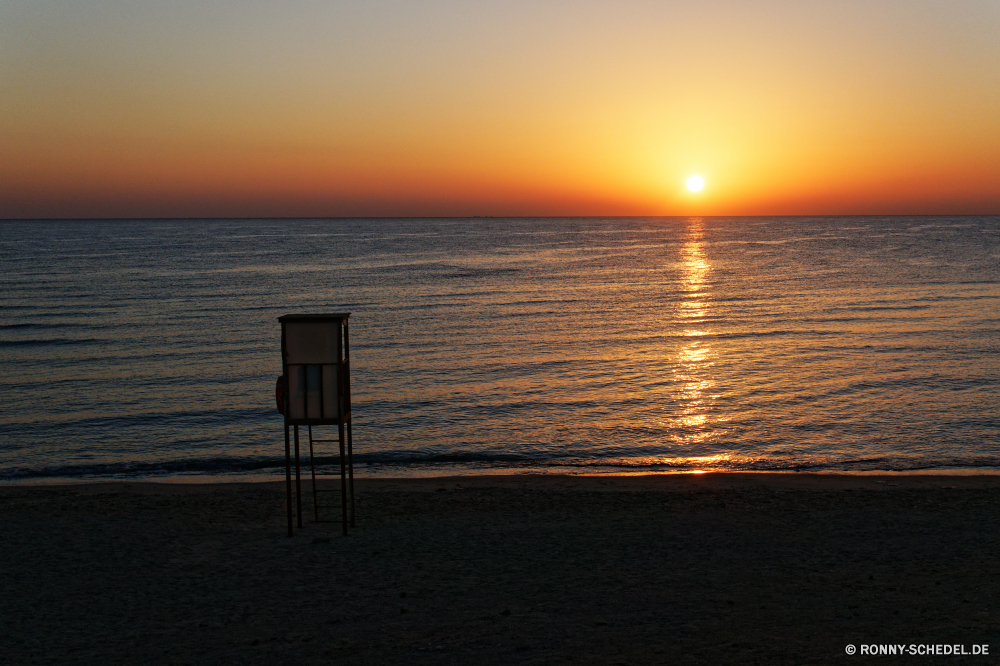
left=3, top=473, right=1000, bottom=665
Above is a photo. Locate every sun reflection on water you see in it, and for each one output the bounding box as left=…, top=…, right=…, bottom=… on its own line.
left=670, top=218, right=721, bottom=444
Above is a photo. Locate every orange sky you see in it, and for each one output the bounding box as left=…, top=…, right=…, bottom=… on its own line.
left=3, top=1, right=999, bottom=218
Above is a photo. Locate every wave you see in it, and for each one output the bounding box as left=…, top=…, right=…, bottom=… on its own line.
left=0, top=337, right=102, bottom=348
left=6, top=450, right=1000, bottom=482
left=0, top=322, right=91, bottom=330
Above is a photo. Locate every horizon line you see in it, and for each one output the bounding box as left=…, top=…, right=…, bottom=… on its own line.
left=4, top=212, right=998, bottom=222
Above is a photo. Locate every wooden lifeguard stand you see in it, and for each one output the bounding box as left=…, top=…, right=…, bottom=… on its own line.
left=278, top=313, right=354, bottom=537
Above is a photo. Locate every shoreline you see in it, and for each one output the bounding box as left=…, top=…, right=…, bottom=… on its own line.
left=4, top=473, right=999, bottom=664
left=6, top=468, right=1000, bottom=490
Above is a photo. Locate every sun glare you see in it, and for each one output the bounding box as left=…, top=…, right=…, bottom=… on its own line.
left=686, top=175, right=705, bottom=192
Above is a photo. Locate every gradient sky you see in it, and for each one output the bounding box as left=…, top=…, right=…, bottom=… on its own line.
left=3, top=0, right=999, bottom=218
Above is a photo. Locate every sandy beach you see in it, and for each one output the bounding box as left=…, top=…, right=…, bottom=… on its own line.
left=3, top=473, right=1000, bottom=665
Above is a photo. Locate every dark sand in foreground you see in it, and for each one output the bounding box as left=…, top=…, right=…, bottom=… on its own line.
left=3, top=473, right=1000, bottom=665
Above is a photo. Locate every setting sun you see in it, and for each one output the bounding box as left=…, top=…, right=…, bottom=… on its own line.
left=687, top=176, right=705, bottom=193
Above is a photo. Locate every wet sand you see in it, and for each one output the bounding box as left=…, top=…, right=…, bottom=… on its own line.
left=2, top=473, right=1000, bottom=665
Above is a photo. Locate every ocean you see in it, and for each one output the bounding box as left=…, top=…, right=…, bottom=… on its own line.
left=2, top=216, right=999, bottom=481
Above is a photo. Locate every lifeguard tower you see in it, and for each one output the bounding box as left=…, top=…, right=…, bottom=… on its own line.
left=277, top=313, right=354, bottom=536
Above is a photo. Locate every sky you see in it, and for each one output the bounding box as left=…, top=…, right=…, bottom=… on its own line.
left=2, top=0, right=1000, bottom=218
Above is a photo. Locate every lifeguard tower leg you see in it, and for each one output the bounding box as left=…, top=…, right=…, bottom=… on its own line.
left=339, top=421, right=348, bottom=536
left=347, top=422, right=355, bottom=527
left=294, top=425, right=303, bottom=528
left=284, top=423, right=293, bottom=537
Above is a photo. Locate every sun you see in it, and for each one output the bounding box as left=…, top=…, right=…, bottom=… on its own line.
left=686, top=175, right=705, bottom=192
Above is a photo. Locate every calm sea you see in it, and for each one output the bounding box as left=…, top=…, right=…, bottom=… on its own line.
left=2, top=217, right=999, bottom=481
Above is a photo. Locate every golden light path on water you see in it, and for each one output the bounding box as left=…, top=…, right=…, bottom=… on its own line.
left=670, top=218, right=723, bottom=449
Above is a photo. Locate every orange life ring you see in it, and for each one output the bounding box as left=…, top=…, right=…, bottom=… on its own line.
left=275, top=375, right=285, bottom=415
